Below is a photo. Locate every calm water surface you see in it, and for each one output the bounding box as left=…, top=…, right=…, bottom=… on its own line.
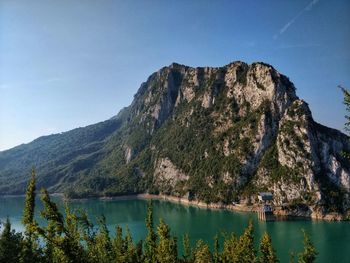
left=0, top=196, right=349, bottom=263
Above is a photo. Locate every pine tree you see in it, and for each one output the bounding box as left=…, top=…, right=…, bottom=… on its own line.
left=340, top=85, right=350, bottom=132
left=94, top=215, right=114, bottom=263
left=298, top=231, right=317, bottom=263
left=124, top=225, right=139, bottom=263
left=259, top=232, right=279, bottom=263
left=61, top=201, right=86, bottom=262
left=222, top=233, right=238, bottom=262
left=80, top=211, right=97, bottom=262
left=156, top=219, right=177, bottom=263
left=143, top=201, right=157, bottom=263
left=38, top=188, right=86, bottom=262
left=0, top=218, right=23, bottom=263
left=182, top=233, right=192, bottom=262
left=20, top=168, right=41, bottom=263
left=38, top=188, right=65, bottom=262
left=236, top=221, right=256, bottom=263
left=213, top=234, right=220, bottom=263
left=113, top=225, right=124, bottom=262
left=193, top=239, right=212, bottom=263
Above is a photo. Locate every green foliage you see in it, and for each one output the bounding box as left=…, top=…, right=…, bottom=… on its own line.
left=144, top=201, right=157, bottom=263
left=340, top=85, right=350, bottom=133
left=257, top=141, right=301, bottom=184
left=259, top=232, right=279, bottom=263
left=236, top=64, right=249, bottom=86
left=156, top=219, right=177, bottom=263
left=298, top=231, right=317, bottom=263
left=0, top=218, right=23, bottom=263
left=193, top=240, right=212, bottom=263
left=0, top=176, right=319, bottom=263
left=21, top=168, right=41, bottom=263
left=0, top=118, right=124, bottom=195
left=182, top=233, right=192, bottom=262
left=235, top=221, right=256, bottom=263
left=222, top=232, right=239, bottom=262
left=22, top=169, right=37, bottom=229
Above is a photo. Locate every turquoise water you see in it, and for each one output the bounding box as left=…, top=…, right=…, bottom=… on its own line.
left=0, top=196, right=349, bottom=263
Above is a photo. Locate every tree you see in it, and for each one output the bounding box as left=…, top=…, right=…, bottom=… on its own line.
left=340, top=85, right=350, bottom=219
left=124, top=225, right=139, bottom=263
left=94, top=215, right=114, bottom=263
left=222, top=233, right=239, bottom=262
left=182, top=233, right=192, bottom=263
left=340, top=85, right=350, bottom=131
left=298, top=231, right=317, bottom=263
left=236, top=221, right=256, bottom=263
left=259, top=232, right=279, bottom=263
left=340, top=86, right=350, bottom=160
left=193, top=239, right=212, bottom=263
left=113, top=225, right=124, bottom=262
left=0, top=218, right=23, bottom=263
left=38, top=188, right=86, bottom=262
left=143, top=201, right=157, bottom=263
left=213, top=234, right=220, bottom=263
left=20, top=168, right=41, bottom=263
left=156, top=219, right=177, bottom=263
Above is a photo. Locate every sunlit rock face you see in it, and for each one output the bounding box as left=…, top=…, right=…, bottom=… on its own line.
left=0, top=61, right=349, bottom=216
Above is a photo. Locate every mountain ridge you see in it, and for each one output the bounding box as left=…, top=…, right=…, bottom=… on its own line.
left=1, top=61, right=349, bottom=217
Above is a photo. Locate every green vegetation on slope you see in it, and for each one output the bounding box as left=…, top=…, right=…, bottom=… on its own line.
left=0, top=170, right=317, bottom=263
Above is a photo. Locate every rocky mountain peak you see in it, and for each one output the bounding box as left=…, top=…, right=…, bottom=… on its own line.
left=0, top=61, right=349, bottom=219
left=131, top=61, right=298, bottom=132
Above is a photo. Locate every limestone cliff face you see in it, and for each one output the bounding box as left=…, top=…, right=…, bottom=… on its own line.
left=1, top=61, right=349, bottom=216
left=127, top=61, right=350, bottom=215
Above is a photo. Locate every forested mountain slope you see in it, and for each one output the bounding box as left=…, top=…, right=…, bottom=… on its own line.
left=1, top=61, right=349, bottom=215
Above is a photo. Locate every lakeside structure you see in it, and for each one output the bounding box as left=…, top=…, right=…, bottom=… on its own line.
left=257, top=192, right=275, bottom=221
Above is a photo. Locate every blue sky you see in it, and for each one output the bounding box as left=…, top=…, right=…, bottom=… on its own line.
left=0, top=0, right=349, bottom=151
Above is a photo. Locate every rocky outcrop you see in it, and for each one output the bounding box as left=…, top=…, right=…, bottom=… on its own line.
left=131, top=61, right=350, bottom=216
left=153, top=158, right=189, bottom=195
left=1, top=61, right=349, bottom=218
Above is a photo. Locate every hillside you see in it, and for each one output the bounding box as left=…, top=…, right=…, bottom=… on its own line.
left=1, top=61, right=349, bottom=216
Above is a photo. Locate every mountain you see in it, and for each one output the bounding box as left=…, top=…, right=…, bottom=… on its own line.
left=1, top=61, right=349, bottom=217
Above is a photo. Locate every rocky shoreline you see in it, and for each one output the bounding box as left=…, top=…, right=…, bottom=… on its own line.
left=1, top=193, right=346, bottom=221
left=69, top=193, right=348, bottom=221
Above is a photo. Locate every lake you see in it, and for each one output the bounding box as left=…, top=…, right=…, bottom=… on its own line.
left=0, top=196, right=349, bottom=263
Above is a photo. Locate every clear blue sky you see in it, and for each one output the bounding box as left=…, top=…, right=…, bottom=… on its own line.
left=1, top=0, right=349, bottom=151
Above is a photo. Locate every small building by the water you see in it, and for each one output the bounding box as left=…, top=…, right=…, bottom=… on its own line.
left=258, top=192, right=273, bottom=202
left=257, top=192, right=275, bottom=221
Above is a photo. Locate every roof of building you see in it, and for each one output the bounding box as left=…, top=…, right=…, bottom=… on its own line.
left=258, top=192, right=273, bottom=200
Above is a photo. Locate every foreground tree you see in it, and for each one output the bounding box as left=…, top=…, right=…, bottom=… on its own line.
left=143, top=201, right=157, bottom=263
left=38, top=188, right=86, bottom=262
left=259, top=232, right=279, bottom=263
left=20, top=168, right=41, bottom=263
left=221, top=233, right=239, bottom=262
left=298, top=231, right=317, bottom=263
left=193, top=239, right=212, bottom=263
left=93, top=215, right=114, bottom=263
left=156, top=219, right=177, bottom=263
left=236, top=221, right=257, bottom=263
left=340, top=86, right=350, bottom=161
left=182, top=233, right=192, bottom=263
left=0, top=218, right=23, bottom=263
left=340, top=85, right=350, bottom=131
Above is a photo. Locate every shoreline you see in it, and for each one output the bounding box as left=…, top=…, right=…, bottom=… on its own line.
left=100, top=193, right=257, bottom=213
left=1, top=193, right=347, bottom=221
left=68, top=193, right=348, bottom=221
